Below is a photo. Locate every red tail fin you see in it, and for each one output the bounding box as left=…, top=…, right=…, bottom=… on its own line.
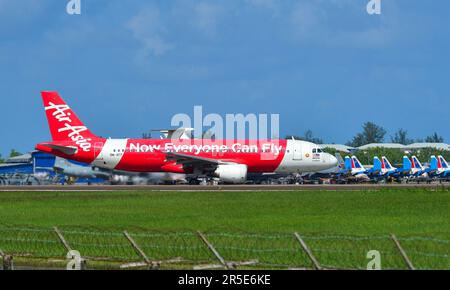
left=41, top=91, right=97, bottom=142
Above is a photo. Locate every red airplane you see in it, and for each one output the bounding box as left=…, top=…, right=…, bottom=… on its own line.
left=36, top=92, right=338, bottom=183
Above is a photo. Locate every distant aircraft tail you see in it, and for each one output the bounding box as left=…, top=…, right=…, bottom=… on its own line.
left=373, top=156, right=382, bottom=171
left=335, top=153, right=344, bottom=169
left=430, top=155, right=440, bottom=170
left=381, top=156, right=394, bottom=170
left=350, top=156, right=365, bottom=171
left=438, top=155, right=449, bottom=169
left=411, top=156, right=423, bottom=170
left=344, top=156, right=366, bottom=174
left=403, top=156, right=412, bottom=170
left=41, top=91, right=97, bottom=142
left=344, top=156, right=352, bottom=171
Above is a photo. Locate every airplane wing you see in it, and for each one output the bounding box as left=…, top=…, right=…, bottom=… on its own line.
left=39, top=144, right=78, bottom=155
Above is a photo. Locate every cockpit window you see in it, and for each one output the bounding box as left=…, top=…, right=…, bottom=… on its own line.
left=312, top=148, right=316, bottom=153
left=313, top=148, right=324, bottom=153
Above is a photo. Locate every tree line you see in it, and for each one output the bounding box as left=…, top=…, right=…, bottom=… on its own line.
left=287, top=122, right=444, bottom=147
left=0, top=149, right=23, bottom=163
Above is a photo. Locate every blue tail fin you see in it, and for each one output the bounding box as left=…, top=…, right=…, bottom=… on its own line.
left=373, top=156, right=382, bottom=171
left=403, top=156, right=412, bottom=170
left=344, top=156, right=352, bottom=171
left=430, top=155, right=439, bottom=170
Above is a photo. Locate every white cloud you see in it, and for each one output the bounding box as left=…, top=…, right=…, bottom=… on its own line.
left=290, top=1, right=324, bottom=40
left=192, top=2, right=225, bottom=37
left=127, top=7, right=173, bottom=58
left=288, top=0, right=394, bottom=48
left=246, top=0, right=280, bottom=16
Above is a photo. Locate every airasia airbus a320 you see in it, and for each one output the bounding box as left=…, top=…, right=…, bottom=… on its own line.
left=36, top=92, right=338, bottom=183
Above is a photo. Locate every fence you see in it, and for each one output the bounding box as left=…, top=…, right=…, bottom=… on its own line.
left=0, top=226, right=449, bottom=270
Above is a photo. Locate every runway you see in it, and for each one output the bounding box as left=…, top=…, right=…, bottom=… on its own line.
left=1, top=183, right=449, bottom=192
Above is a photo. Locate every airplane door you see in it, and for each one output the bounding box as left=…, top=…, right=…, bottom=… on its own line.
left=94, top=142, right=104, bottom=160
left=293, top=142, right=303, bottom=160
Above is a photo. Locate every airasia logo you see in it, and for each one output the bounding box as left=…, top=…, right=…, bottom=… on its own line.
left=45, top=102, right=92, bottom=152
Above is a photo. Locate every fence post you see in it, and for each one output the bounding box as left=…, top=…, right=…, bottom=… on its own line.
left=54, top=227, right=87, bottom=270
left=54, top=226, right=72, bottom=252
left=197, top=231, right=230, bottom=269
left=123, top=231, right=157, bottom=269
left=391, top=234, right=415, bottom=270
left=294, top=232, right=322, bottom=270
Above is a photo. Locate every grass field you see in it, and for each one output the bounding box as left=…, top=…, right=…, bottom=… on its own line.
left=0, top=187, right=449, bottom=269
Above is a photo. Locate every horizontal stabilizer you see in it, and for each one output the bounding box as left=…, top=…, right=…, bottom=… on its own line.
left=40, top=144, right=78, bottom=155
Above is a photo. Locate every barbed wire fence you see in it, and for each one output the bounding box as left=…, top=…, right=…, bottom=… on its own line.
left=0, top=226, right=449, bottom=270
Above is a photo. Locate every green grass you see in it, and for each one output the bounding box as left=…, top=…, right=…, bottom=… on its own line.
left=0, top=188, right=449, bottom=269
left=0, top=188, right=449, bottom=234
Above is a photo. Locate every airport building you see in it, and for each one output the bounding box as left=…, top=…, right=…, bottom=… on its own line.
left=357, top=143, right=407, bottom=150
left=321, top=143, right=450, bottom=153
left=405, top=143, right=450, bottom=151
left=0, top=151, right=102, bottom=185
left=321, top=144, right=356, bottom=153
left=0, top=152, right=55, bottom=175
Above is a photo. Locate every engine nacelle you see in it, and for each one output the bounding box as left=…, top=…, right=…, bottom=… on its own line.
left=214, top=164, right=248, bottom=184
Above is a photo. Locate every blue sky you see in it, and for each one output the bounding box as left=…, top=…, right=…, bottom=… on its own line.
left=1, top=0, right=450, bottom=157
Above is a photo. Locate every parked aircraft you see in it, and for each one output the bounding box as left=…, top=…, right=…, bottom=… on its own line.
left=54, top=157, right=110, bottom=179
left=378, top=156, right=398, bottom=177
left=54, top=157, right=186, bottom=185
left=344, top=156, right=381, bottom=181
left=35, top=92, right=338, bottom=184
left=430, top=155, right=450, bottom=178
left=404, top=156, right=429, bottom=178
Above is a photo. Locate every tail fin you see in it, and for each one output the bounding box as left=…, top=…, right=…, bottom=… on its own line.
left=403, top=156, right=412, bottom=170
left=411, top=156, right=423, bottom=170
left=373, top=156, right=382, bottom=171
left=382, top=156, right=394, bottom=169
left=335, top=153, right=344, bottom=169
left=430, top=155, right=440, bottom=170
left=351, top=156, right=364, bottom=169
left=438, top=156, right=449, bottom=168
left=344, top=156, right=352, bottom=171
left=41, top=92, right=97, bottom=141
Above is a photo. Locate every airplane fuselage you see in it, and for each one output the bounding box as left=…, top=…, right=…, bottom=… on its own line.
left=38, top=138, right=337, bottom=174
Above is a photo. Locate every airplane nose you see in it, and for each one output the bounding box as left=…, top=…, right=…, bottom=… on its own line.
left=327, top=154, right=339, bottom=167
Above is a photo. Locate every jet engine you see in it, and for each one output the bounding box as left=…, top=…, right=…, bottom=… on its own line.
left=214, top=164, right=248, bottom=184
